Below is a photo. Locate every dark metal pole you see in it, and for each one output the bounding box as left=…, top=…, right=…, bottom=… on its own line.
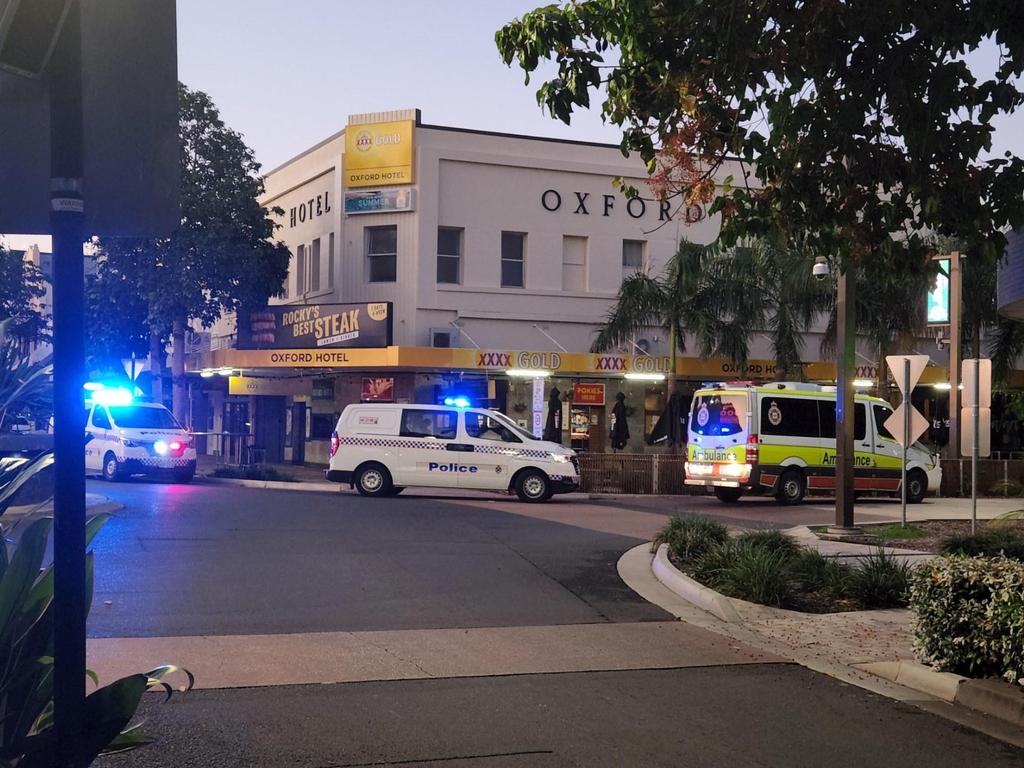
left=834, top=267, right=857, bottom=530
left=49, top=2, right=87, bottom=765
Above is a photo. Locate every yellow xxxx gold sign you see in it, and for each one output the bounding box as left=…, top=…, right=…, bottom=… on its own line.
left=344, top=120, right=415, bottom=188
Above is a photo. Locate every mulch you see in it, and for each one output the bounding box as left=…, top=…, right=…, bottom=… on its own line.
left=840, top=519, right=1024, bottom=553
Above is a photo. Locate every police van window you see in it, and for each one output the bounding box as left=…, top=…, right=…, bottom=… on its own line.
left=108, top=406, right=180, bottom=430
left=761, top=397, right=819, bottom=438
left=91, top=407, right=110, bottom=429
left=690, top=394, right=747, bottom=437
left=817, top=401, right=866, bottom=440
left=873, top=404, right=895, bottom=440
left=400, top=409, right=456, bottom=440
left=465, top=412, right=521, bottom=443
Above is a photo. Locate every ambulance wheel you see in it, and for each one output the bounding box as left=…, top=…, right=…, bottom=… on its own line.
left=102, top=453, right=122, bottom=482
left=516, top=470, right=551, bottom=503
left=775, top=469, right=806, bottom=505
left=714, top=487, right=743, bottom=503
left=355, top=463, right=392, bottom=497
left=906, top=470, right=927, bottom=504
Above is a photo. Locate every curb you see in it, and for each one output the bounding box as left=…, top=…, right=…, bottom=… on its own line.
left=199, top=476, right=339, bottom=493
left=651, top=544, right=741, bottom=623
left=856, top=661, right=1024, bottom=728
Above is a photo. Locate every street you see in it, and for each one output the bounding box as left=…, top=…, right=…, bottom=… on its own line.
left=86, top=479, right=1022, bottom=767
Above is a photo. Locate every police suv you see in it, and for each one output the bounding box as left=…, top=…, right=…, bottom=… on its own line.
left=85, top=397, right=197, bottom=483
left=326, top=403, right=580, bottom=502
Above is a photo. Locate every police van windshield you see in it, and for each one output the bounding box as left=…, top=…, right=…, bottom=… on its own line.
left=690, top=393, right=747, bottom=438
left=108, top=405, right=182, bottom=430
left=487, top=410, right=535, bottom=441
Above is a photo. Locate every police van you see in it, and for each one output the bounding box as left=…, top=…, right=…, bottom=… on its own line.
left=85, top=395, right=197, bottom=483
left=325, top=403, right=580, bottom=502
left=685, top=382, right=941, bottom=504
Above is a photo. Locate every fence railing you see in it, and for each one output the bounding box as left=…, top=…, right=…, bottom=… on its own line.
left=940, top=459, right=1024, bottom=497
left=191, top=432, right=262, bottom=467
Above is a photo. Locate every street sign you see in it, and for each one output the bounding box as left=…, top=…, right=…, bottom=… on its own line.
left=962, top=358, right=992, bottom=408
left=961, top=407, right=992, bottom=457
left=885, top=354, right=929, bottom=394
left=884, top=403, right=929, bottom=449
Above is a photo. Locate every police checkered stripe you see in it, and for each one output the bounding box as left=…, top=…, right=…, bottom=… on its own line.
left=340, top=436, right=445, bottom=451
left=471, top=445, right=519, bottom=456
left=137, top=457, right=193, bottom=468
left=517, top=449, right=551, bottom=459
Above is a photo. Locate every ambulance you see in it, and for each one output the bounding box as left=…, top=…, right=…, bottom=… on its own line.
left=685, top=382, right=941, bottom=504
left=325, top=402, right=580, bottom=502
left=85, top=391, right=197, bottom=483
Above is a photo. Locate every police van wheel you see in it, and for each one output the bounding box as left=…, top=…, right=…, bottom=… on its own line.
left=775, top=470, right=806, bottom=505
left=102, top=453, right=122, bottom=482
left=172, top=464, right=195, bottom=484
left=355, top=463, right=392, bottom=497
left=906, top=470, right=927, bottom=504
left=714, top=487, right=743, bottom=503
left=387, top=486, right=404, bottom=496
left=516, top=470, right=550, bottom=503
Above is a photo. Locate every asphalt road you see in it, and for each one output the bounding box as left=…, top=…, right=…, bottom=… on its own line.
left=87, top=479, right=668, bottom=637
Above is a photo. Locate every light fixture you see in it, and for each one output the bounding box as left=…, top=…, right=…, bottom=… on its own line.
left=932, top=382, right=952, bottom=391
left=216, top=367, right=234, bottom=377
left=153, top=440, right=169, bottom=456
left=812, top=255, right=830, bottom=280
left=506, top=369, right=551, bottom=378
left=625, top=372, right=666, bottom=381
left=199, top=369, right=215, bottom=378
left=852, top=379, right=873, bottom=388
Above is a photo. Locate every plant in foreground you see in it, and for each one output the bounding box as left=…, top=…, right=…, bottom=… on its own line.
left=712, top=545, right=794, bottom=608
left=787, top=549, right=852, bottom=599
left=849, top=549, right=913, bottom=609
left=655, top=515, right=728, bottom=563
left=733, top=529, right=801, bottom=559
left=940, top=529, right=1024, bottom=561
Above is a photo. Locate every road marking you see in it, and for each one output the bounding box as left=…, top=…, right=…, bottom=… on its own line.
left=87, top=621, right=778, bottom=690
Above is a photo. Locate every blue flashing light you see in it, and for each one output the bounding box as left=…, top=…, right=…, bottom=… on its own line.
left=444, top=396, right=471, bottom=408
left=91, top=388, right=134, bottom=406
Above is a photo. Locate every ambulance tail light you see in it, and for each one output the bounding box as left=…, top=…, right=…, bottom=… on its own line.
left=745, top=434, right=759, bottom=464
left=330, top=431, right=340, bottom=458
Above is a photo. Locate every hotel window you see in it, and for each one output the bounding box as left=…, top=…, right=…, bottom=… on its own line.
left=501, top=231, right=525, bottom=288
left=437, top=227, right=462, bottom=284
left=310, top=238, right=321, bottom=292
left=328, top=232, right=335, bottom=289
left=562, top=235, right=588, bottom=292
left=622, top=240, right=645, bottom=278
left=295, top=244, right=306, bottom=295
left=366, top=225, right=397, bottom=283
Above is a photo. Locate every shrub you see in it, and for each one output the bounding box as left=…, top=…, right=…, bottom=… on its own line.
left=655, top=515, right=728, bottom=563
left=734, top=529, right=801, bottom=559
left=787, top=549, right=852, bottom=598
left=691, top=540, right=743, bottom=589
left=940, top=529, right=1024, bottom=561
left=911, top=555, right=1024, bottom=685
left=713, top=545, right=794, bottom=608
left=849, top=548, right=913, bottom=608
left=989, top=480, right=1024, bottom=497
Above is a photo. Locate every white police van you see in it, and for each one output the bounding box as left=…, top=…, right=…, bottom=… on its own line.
left=85, top=394, right=197, bottom=483
left=326, top=403, right=580, bottom=502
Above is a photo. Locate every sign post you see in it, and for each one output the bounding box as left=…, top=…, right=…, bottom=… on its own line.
left=961, top=359, right=992, bottom=534
left=884, top=355, right=929, bottom=527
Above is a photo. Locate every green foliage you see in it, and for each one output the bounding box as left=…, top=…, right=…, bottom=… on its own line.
left=787, top=549, right=852, bottom=598
left=940, top=529, right=1024, bottom=561
left=849, top=549, right=913, bottom=609
left=0, top=320, right=52, bottom=432
left=0, top=245, right=47, bottom=344
left=911, top=555, right=1024, bottom=685
left=0, top=452, right=53, bottom=516
left=712, top=545, right=794, bottom=608
left=0, top=515, right=192, bottom=765
left=655, top=515, right=728, bottom=562
left=496, top=2, right=1024, bottom=281
left=733, top=529, right=801, bottom=559
left=209, top=465, right=297, bottom=483
left=871, top=525, right=926, bottom=541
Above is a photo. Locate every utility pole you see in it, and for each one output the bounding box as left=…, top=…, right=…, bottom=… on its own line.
left=833, top=267, right=857, bottom=530
left=49, top=3, right=87, bottom=764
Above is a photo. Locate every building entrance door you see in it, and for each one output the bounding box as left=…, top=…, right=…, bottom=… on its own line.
left=254, top=396, right=286, bottom=464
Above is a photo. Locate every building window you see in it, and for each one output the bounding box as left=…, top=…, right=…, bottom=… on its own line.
left=622, top=239, right=645, bottom=278
left=501, top=231, right=525, bottom=288
left=312, top=378, right=335, bottom=400
left=310, top=238, right=321, bottom=292
left=562, top=235, right=588, bottom=292
left=437, top=227, right=462, bottom=284
left=328, top=232, right=335, bottom=290
left=366, top=226, right=397, bottom=283
left=295, top=243, right=306, bottom=295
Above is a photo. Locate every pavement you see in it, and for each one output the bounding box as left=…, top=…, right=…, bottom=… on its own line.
left=80, top=477, right=1024, bottom=765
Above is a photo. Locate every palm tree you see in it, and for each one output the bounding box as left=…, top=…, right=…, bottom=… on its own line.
left=592, top=239, right=829, bottom=391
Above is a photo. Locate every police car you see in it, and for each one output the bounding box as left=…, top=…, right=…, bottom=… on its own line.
left=325, top=402, right=580, bottom=502
left=85, top=390, right=197, bottom=483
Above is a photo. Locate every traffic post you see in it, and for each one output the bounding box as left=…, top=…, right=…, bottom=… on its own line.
left=884, top=355, right=929, bottom=527
left=961, top=359, right=992, bottom=534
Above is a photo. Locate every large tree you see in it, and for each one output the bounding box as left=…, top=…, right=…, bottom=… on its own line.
left=0, top=244, right=47, bottom=345
left=96, top=83, right=290, bottom=420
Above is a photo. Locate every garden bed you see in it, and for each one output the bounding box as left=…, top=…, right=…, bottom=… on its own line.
left=812, top=519, right=1024, bottom=559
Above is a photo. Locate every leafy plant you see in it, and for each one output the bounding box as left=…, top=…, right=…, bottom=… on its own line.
left=911, top=555, right=1024, bottom=685
left=733, top=529, right=801, bottom=559
left=713, top=545, right=794, bottom=608
left=0, top=452, right=54, bottom=517
left=787, top=549, right=852, bottom=598
left=655, top=515, right=728, bottom=563
left=849, top=549, right=913, bottom=609
left=0, top=514, right=191, bottom=765
left=940, top=529, right=1024, bottom=561
left=0, top=319, right=52, bottom=432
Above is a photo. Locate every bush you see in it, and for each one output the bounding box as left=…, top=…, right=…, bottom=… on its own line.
left=940, top=529, right=1024, bottom=561
left=734, top=529, right=801, bottom=559
left=713, top=545, right=794, bottom=607
left=788, top=549, right=852, bottom=598
left=655, top=515, right=728, bottom=563
left=691, top=540, right=744, bottom=589
left=209, top=465, right=297, bottom=483
left=911, top=555, right=1024, bottom=685
left=849, top=548, right=912, bottom=608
